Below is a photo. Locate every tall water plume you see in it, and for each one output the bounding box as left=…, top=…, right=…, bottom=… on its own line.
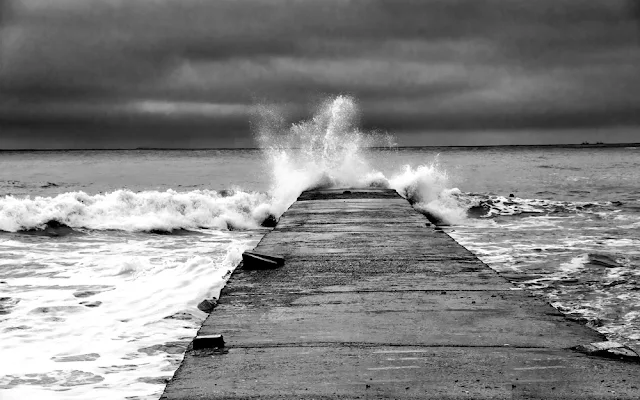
left=255, top=95, right=393, bottom=216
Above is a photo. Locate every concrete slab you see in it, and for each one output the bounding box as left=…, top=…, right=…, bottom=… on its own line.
left=276, top=212, right=428, bottom=226
left=257, top=234, right=462, bottom=252
left=277, top=220, right=431, bottom=231
left=221, top=258, right=512, bottom=295
left=253, top=244, right=479, bottom=260
left=257, top=238, right=465, bottom=252
left=239, top=257, right=490, bottom=275
left=161, top=346, right=640, bottom=400
left=276, top=198, right=427, bottom=227
left=297, top=189, right=401, bottom=201
left=199, top=291, right=604, bottom=348
left=223, top=270, right=511, bottom=295
left=287, top=198, right=411, bottom=208
left=259, top=231, right=451, bottom=242
left=223, top=271, right=511, bottom=294
left=277, top=223, right=432, bottom=232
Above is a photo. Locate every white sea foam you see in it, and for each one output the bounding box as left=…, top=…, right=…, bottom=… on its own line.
left=449, top=209, right=640, bottom=351
left=388, top=163, right=468, bottom=224
left=0, top=96, right=472, bottom=231
left=0, top=189, right=273, bottom=232
left=0, top=230, right=258, bottom=399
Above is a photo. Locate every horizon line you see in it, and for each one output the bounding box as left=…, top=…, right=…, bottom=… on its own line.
left=1, top=142, right=639, bottom=152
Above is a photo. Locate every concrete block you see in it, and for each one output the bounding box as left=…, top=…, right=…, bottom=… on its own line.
left=242, top=251, right=284, bottom=269
left=192, top=334, right=224, bottom=350
left=572, top=341, right=640, bottom=362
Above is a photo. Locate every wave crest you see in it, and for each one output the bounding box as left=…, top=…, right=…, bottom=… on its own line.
left=0, top=189, right=273, bottom=232
left=388, top=163, right=467, bottom=225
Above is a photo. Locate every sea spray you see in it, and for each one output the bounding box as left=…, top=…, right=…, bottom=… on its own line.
left=255, top=95, right=395, bottom=217
left=388, top=161, right=468, bottom=225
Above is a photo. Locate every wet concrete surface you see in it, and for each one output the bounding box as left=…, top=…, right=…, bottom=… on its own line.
left=162, top=189, right=640, bottom=399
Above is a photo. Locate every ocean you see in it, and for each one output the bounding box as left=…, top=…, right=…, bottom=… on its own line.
left=1, top=97, right=639, bottom=399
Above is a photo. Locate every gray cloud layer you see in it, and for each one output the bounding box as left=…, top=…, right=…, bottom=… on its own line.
left=1, top=0, right=639, bottom=148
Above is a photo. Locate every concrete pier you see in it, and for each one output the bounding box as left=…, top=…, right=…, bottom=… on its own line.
left=161, top=189, right=639, bottom=399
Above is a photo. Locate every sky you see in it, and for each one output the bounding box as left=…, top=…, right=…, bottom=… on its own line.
left=0, top=0, right=639, bottom=149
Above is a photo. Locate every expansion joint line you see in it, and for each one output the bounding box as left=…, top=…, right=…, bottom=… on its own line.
left=221, top=342, right=553, bottom=350
left=223, top=289, right=514, bottom=296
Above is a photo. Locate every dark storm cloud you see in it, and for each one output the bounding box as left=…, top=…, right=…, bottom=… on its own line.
left=0, top=0, right=7, bottom=25
left=1, top=0, right=639, bottom=148
left=632, top=0, right=640, bottom=35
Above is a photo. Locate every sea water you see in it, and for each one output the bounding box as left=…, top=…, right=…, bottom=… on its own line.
left=1, top=96, right=639, bottom=399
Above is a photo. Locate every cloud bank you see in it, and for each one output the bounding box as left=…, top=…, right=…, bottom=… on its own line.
left=1, top=0, right=639, bottom=148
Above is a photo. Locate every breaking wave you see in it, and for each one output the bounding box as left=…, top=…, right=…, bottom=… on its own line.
left=0, top=189, right=274, bottom=233
left=388, top=163, right=467, bottom=225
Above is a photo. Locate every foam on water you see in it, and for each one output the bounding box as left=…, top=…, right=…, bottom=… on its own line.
left=388, top=163, right=468, bottom=224
left=448, top=203, right=640, bottom=350
left=0, top=230, right=260, bottom=399
left=0, top=189, right=274, bottom=233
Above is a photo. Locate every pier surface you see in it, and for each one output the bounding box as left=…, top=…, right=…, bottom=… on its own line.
left=162, top=189, right=639, bottom=399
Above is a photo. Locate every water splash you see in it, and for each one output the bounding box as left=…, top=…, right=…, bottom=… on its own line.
left=255, top=95, right=394, bottom=214
left=388, top=162, right=467, bottom=225
left=255, top=95, right=469, bottom=224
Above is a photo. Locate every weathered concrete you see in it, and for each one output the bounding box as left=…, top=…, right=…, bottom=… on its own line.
left=162, top=188, right=640, bottom=399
